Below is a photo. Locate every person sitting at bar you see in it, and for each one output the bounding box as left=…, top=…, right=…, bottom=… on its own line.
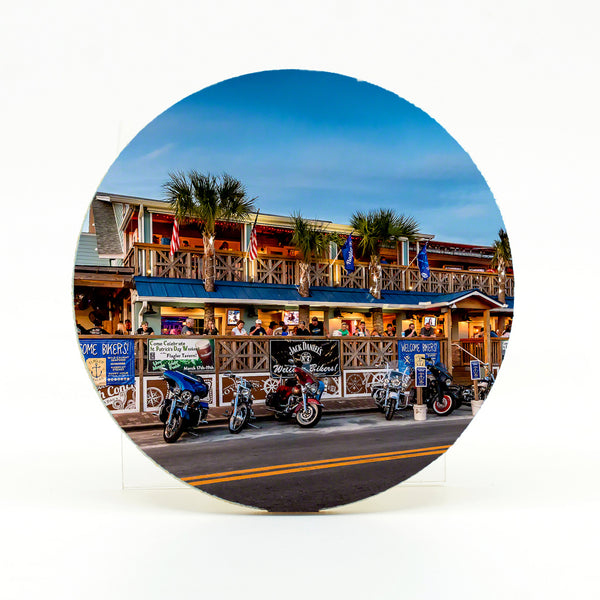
left=309, top=316, right=326, bottom=336
left=296, top=320, right=310, bottom=336
left=250, top=319, right=266, bottom=335
left=384, top=323, right=395, bottom=337
left=136, top=321, right=154, bottom=335
left=266, top=321, right=277, bottom=335
left=355, top=321, right=369, bottom=336
left=232, top=320, right=247, bottom=335
left=403, top=323, right=417, bottom=337
left=419, top=322, right=435, bottom=337
left=202, top=319, right=219, bottom=335
left=181, top=317, right=195, bottom=335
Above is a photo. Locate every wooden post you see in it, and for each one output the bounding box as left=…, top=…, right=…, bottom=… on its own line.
left=417, top=386, right=423, bottom=405
left=446, top=308, right=453, bottom=376
left=137, top=337, right=145, bottom=413
left=299, top=305, right=310, bottom=325
left=204, top=303, right=215, bottom=328
left=372, top=307, right=384, bottom=335
left=473, top=377, right=479, bottom=403
left=214, top=337, right=220, bottom=407
left=483, top=309, right=491, bottom=369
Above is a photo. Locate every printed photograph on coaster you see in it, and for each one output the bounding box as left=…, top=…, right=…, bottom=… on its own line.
left=74, top=70, right=514, bottom=512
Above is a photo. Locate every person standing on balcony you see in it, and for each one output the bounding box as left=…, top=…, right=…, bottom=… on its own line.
left=202, top=319, right=219, bottom=335
left=403, top=323, right=417, bottom=337
left=384, top=324, right=396, bottom=337
left=181, top=318, right=195, bottom=335
left=232, top=320, right=247, bottom=335
left=309, top=316, right=327, bottom=336
left=266, top=321, right=277, bottom=335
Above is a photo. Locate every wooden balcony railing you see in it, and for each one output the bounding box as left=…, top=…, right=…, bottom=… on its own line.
left=124, top=243, right=514, bottom=297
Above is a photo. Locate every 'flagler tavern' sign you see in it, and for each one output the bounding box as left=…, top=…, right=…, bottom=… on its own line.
left=269, top=339, right=341, bottom=377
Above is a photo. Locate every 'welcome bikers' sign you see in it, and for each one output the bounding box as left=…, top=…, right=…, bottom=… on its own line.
left=269, top=339, right=341, bottom=377
left=79, top=338, right=135, bottom=387
left=398, top=340, right=441, bottom=371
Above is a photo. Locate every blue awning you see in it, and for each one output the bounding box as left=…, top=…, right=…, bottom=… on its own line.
left=134, top=277, right=509, bottom=310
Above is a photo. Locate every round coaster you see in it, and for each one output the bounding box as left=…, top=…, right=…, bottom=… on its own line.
left=74, top=70, right=513, bottom=512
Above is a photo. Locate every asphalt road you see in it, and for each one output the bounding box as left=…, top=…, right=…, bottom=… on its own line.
left=130, top=409, right=472, bottom=512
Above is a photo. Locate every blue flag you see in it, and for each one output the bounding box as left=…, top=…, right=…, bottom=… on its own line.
left=417, top=243, right=430, bottom=280
left=342, top=234, right=355, bottom=273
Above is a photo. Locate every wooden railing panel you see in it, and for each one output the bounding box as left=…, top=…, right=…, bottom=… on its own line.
left=255, top=257, right=296, bottom=285
left=309, top=261, right=332, bottom=287
left=215, top=252, right=244, bottom=281
left=340, top=263, right=367, bottom=288
left=341, top=338, right=398, bottom=368
left=217, top=337, right=270, bottom=372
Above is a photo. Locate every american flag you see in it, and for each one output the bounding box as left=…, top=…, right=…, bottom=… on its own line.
left=170, top=219, right=180, bottom=257
left=248, top=224, right=258, bottom=261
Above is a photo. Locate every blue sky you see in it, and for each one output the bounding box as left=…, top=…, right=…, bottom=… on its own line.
left=99, top=70, right=504, bottom=245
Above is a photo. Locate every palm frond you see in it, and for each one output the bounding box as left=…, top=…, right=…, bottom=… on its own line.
left=491, top=228, right=512, bottom=268
left=290, top=212, right=331, bottom=262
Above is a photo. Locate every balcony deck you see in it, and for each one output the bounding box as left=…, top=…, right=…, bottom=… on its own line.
left=124, top=243, right=514, bottom=297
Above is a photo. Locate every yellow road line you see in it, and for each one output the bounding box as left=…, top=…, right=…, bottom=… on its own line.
left=182, top=445, right=451, bottom=482
left=184, top=447, right=449, bottom=486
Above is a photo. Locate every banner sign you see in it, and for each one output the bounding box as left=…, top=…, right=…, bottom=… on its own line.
left=415, top=366, right=428, bottom=387
left=470, top=360, right=482, bottom=380
left=79, top=338, right=135, bottom=387
left=398, top=340, right=440, bottom=371
left=148, top=338, right=214, bottom=371
left=269, top=339, right=341, bottom=377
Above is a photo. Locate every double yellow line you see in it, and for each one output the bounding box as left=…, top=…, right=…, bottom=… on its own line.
left=182, top=445, right=450, bottom=486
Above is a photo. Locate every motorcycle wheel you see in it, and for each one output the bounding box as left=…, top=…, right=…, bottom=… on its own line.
left=432, top=393, right=455, bottom=416
left=228, top=403, right=249, bottom=434
left=163, top=413, right=185, bottom=443
left=296, top=404, right=322, bottom=428
left=385, top=398, right=396, bottom=421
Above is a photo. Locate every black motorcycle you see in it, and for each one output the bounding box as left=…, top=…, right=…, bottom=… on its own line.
left=419, top=357, right=457, bottom=416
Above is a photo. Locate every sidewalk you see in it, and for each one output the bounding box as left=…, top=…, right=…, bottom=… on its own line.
left=114, top=396, right=378, bottom=431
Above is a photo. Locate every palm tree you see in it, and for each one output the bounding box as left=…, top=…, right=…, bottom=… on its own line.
left=350, top=209, right=419, bottom=299
left=163, top=170, right=256, bottom=292
left=491, top=228, right=512, bottom=304
left=290, top=213, right=332, bottom=297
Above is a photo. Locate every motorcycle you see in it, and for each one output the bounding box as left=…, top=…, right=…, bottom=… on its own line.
left=158, top=369, right=210, bottom=443
left=371, top=362, right=413, bottom=421
left=448, top=344, right=495, bottom=408
left=223, top=371, right=256, bottom=434
left=419, top=357, right=457, bottom=416
left=265, top=357, right=325, bottom=427
left=449, top=366, right=495, bottom=408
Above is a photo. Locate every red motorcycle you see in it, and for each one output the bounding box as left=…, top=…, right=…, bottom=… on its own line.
left=265, top=358, right=325, bottom=427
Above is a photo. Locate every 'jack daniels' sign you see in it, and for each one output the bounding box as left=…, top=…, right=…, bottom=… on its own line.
left=269, top=339, right=341, bottom=377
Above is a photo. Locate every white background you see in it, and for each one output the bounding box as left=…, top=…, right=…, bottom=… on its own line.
left=2, top=1, right=600, bottom=598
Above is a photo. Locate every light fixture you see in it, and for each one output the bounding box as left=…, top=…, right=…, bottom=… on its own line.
left=333, top=308, right=342, bottom=318
left=145, top=304, right=157, bottom=315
